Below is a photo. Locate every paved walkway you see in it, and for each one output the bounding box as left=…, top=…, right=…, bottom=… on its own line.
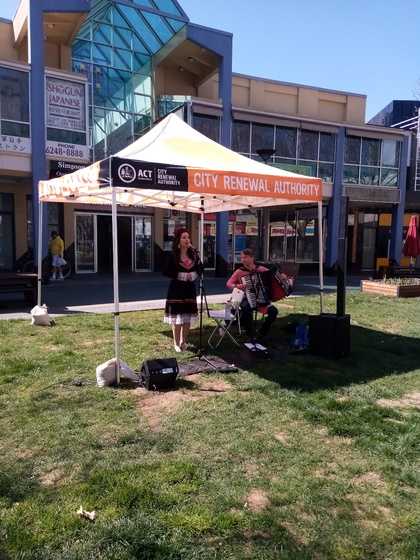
left=0, top=270, right=370, bottom=320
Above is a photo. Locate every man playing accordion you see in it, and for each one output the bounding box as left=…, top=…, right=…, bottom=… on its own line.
left=226, top=248, right=289, bottom=341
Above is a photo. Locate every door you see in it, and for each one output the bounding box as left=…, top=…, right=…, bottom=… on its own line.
left=75, top=214, right=95, bottom=273
left=96, top=215, right=133, bottom=272
left=134, top=216, right=152, bottom=271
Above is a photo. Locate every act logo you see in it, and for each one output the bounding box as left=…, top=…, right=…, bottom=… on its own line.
left=118, top=164, right=136, bottom=183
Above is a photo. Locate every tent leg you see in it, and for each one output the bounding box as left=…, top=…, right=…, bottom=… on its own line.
left=111, top=184, right=121, bottom=383
left=37, top=200, right=43, bottom=306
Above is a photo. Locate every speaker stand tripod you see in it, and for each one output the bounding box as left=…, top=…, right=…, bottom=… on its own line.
left=191, top=267, right=220, bottom=371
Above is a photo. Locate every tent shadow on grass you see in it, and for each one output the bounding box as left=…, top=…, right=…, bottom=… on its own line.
left=183, top=317, right=420, bottom=393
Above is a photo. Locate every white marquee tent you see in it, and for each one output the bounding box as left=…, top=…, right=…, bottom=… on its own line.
left=38, top=113, right=324, bottom=379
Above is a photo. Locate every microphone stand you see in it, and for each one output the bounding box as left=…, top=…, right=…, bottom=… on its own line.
left=191, top=254, right=219, bottom=371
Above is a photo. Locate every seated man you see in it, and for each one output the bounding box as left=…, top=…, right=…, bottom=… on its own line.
left=226, top=249, right=286, bottom=340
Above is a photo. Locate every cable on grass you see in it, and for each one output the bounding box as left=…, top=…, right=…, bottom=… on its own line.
left=37, top=378, right=96, bottom=392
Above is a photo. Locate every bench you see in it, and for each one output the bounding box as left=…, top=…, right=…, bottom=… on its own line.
left=0, top=273, right=38, bottom=306
left=377, top=265, right=420, bottom=279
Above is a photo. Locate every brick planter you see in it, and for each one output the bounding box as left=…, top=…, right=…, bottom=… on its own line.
left=360, top=280, right=420, bottom=298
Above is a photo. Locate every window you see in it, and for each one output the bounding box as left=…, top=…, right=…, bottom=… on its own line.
left=361, top=138, right=380, bottom=166
left=231, top=121, right=335, bottom=181
left=344, top=135, right=400, bottom=187
left=0, top=67, right=30, bottom=138
left=275, top=126, right=296, bottom=159
left=0, top=193, right=15, bottom=269
left=298, top=130, right=318, bottom=161
left=251, top=124, right=274, bottom=155
left=163, top=210, right=187, bottom=251
left=193, top=114, right=220, bottom=142
left=232, top=120, right=250, bottom=153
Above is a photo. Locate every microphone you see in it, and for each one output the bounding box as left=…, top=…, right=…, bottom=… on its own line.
left=189, top=244, right=199, bottom=255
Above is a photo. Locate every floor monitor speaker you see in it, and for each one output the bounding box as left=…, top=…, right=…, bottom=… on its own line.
left=140, top=357, right=179, bottom=390
left=308, top=313, right=350, bottom=359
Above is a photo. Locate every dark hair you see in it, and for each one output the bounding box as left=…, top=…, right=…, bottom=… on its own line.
left=241, top=248, right=254, bottom=258
left=51, top=230, right=57, bottom=236
left=171, top=227, right=195, bottom=260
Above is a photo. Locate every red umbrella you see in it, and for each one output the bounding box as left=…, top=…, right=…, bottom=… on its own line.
left=402, top=215, right=420, bottom=266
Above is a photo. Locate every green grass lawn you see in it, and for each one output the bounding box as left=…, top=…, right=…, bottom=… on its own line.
left=1, top=291, right=420, bottom=559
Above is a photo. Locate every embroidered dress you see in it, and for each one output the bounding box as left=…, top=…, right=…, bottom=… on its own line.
left=163, top=252, right=199, bottom=325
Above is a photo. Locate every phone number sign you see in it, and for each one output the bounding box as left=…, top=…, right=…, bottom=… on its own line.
left=46, top=141, right=89, bottom=160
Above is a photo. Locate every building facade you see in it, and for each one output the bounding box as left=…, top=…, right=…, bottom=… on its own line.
left=0, top=0, right=411, bottom=277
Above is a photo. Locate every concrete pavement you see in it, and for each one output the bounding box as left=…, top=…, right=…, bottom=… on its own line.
left=0, top=270, right=370, bottom=320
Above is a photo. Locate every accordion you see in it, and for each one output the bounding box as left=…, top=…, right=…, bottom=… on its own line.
left=243, top=267, right=293, bottom=309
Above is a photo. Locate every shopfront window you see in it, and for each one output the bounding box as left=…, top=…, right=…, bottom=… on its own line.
left=234, top=211, right=260, bottom=263
left=203, top=221, right=216, bottom=268
left=163, top=210, right=187, bottom=251
left=135, top=216, right=152, bottom=270
left=268, top=208, right=322, bottom=263
left=75, top=214, right=95, bottom=272
left=0, top=193, right=14, bottom=270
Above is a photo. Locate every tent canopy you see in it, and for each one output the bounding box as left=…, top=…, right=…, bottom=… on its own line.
left=39, top=113, right=322, bottom=212
left=37, top=113, right=324, bottom=382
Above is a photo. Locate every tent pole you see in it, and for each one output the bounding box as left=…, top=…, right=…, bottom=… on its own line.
left=199, top=213, right=204, bottom=256
left=317, top=201, right=324, bottom=313
left=111, top=179, right=121, bottom=383
left=37, top=199, right=43, bottom=306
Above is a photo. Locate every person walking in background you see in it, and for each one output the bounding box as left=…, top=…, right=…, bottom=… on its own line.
left=48, top=230, right=65, bottom=281
left=163, top=227, right=201, bottom=352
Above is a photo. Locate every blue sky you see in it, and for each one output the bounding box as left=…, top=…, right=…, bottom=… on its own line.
left=2, top=0, right=419, bottom=121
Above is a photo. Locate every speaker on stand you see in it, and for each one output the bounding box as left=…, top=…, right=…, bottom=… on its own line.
left=309, top=196, right=351, bottom=359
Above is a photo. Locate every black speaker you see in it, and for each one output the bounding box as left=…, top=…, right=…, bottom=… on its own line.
left=308, top=313, right=350, bottom=359
left=140, top=357, right=179, bottom=390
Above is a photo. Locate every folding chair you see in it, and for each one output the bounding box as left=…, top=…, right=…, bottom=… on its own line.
left=207, top=288, right=244, bottom=349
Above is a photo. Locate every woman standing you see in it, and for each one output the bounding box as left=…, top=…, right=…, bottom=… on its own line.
left=163, top=227, right=200, bottom=352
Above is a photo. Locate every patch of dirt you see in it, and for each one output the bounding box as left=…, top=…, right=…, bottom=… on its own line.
left=82, top=338, right=114, bottom=346
left=274, top=432, right=288, bottom=444
left=282, top=521, right=309, bottom=546
left=377, top=392, right=420, bottom=409
left=135, top=374, right=234, bottom=432
left=39, top=468, right=63, bottom=486
left=244, top=488, right=270, bottom=512
left=351, top=471, right=388, bottom=494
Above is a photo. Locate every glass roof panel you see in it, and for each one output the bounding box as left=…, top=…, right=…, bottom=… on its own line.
left=92, top=44, right=112, bottom=65
left=132, top=35, right=150, bottom=55
left=129, top=0, right=155, bottom=8
left=142, top=11, right=173, bottom=43
left=118, top=5, right=162, bottom=53
left=114, top=26, right=132, bottom=49
left=92, top=22, right=112, bottom=45
left=133, top=52, right=151, bottom=71
left=77, top=23, right=91, bottom=41
left=72, top=39, right=92, bottom=61
left=151, top=0, right=183, bottom=17
left=111, top=6, right=129, bottom=27
left=114, top=48, right=132, bottom=71
left=165, top=16, right=184, bottom=33
left=90, top=1, right=112, bottom=23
